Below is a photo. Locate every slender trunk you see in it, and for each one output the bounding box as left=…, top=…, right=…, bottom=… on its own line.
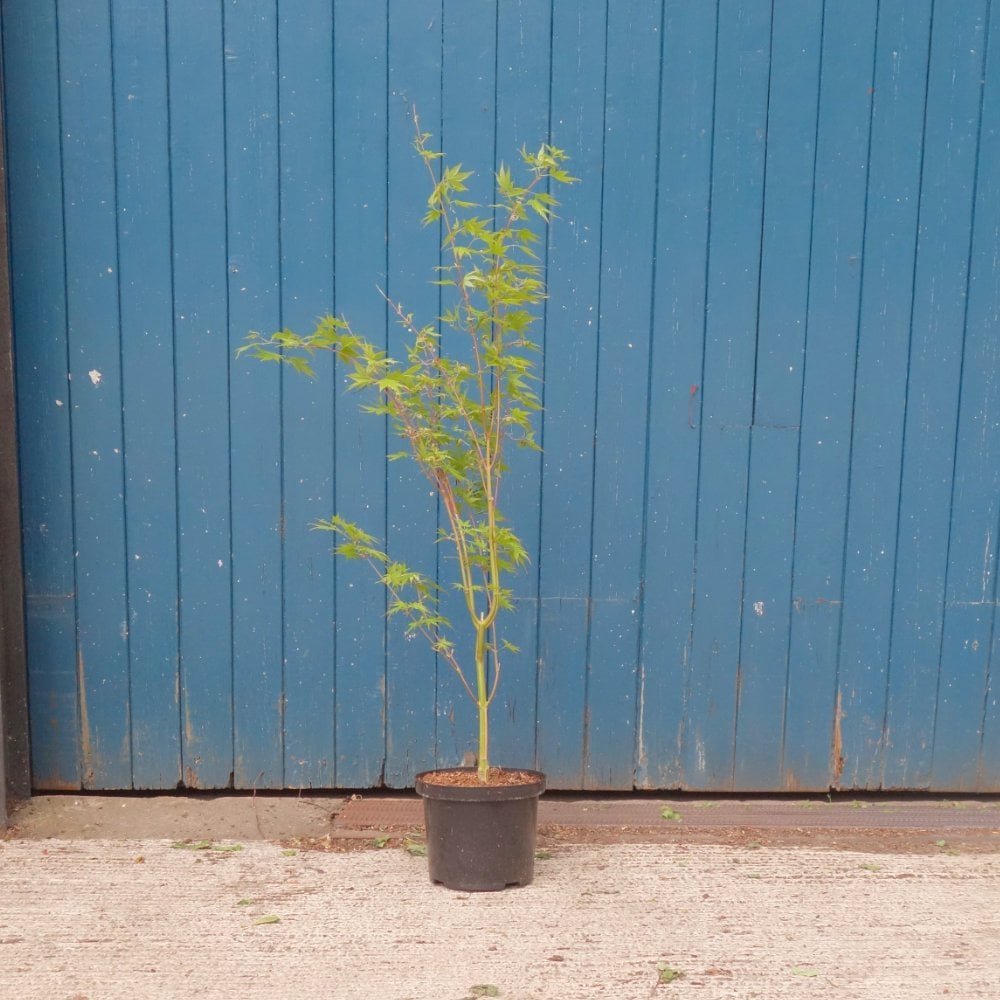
left=475, top=619, right=490, bottom=781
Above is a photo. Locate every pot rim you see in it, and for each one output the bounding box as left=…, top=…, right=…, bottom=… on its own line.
left=415, top=767, right=545, bottom=802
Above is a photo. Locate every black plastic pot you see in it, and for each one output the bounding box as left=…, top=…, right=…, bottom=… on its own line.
left=414, top=767, right=546, bottom=891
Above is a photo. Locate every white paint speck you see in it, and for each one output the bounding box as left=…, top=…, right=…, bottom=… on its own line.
left=88, top=369, right=102, bottom=385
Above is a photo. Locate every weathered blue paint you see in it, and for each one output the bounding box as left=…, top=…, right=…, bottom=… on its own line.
left=225, top=0, right=285, bottom=792
left=331, top=3, right=391, bottom=790
left=585, top=0, right=660, bottom=790
left=735, top=0, right=823, bottom=791
left=3, top=0, right=79, bottom=789
left=279, top=1, right=337, bottom=790
left=638, top=0, right=717, bottom=791
left=935, top=1, right=1000, bottom=791
left=686, top=0, right=770, bottom=789
left=112, top=0, right=181, bottom=789
left=491, top=0, right=552, bottom=774
left=884, top=1, right=990, bottom=790
left=838, top=0, right=930, bottom=791
left=534, top=0, right=606, bottom=790
left=3, top=0, right=998, bottom=791
left=383, top=2, right=442, bottom=787
left=784, top=0, right=877, bottom=792
left=168, top=0, right=234, bottom=790
left=58, top=3, right=132, bottom=789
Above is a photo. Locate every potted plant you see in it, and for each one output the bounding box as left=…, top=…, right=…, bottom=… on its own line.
left=241, top=116, right=575, bottom=890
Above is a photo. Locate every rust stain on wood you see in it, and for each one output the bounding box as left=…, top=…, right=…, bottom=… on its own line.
left=77, top=649, right=95, bottom=787
left=184, top=697, right=195, bottom=748
left=34, top=771, right=80, bottom=792
left=831, top=688, right=845, bottom=788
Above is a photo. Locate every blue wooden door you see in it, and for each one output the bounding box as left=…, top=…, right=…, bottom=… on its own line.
left=4, top=0, right=998, bottom=791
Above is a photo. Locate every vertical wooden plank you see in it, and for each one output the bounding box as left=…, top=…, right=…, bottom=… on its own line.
left=2, top=0, right=80, bottom=789
left=331, top=1, right=388, bottom=787
left=785, top=1, right=877, bottom=792
left=441, top=0, right=497, bottom=167
left=490, top=0, right=552, bottom=771
left=883, top=2, right=990, bottom=789
left=838, top=0, right=933, bottom=789
left=0, top=27, right=31, bottom=803
left=383, top=1, right=442, bottom=786
left=277, top=3, right=336, bottom=790
left=637, top=0, right=716, bottom=789
left=735, top=0, right=824, bottom=791
left=582, top=0, right=660, bottom=790
left=111, top=0, right=181, bottom=789
left=535, top=0, right=605, bottom=788
left=59, top=1, right=132, bottom=788
left=435, top=0, right=498, bottom=767
left=168, top=0, right=234, bottom=790
left=225, top=0, right=284, bottom=789
left=933, top=5, right=1000, bottom=792
left=684, top=0, right=770, bottom=790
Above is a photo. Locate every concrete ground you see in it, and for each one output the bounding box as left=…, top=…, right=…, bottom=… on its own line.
left=2, top=794, right=999, bottom=999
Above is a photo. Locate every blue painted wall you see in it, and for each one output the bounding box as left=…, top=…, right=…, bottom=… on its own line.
left=3, top=0, right=998, bottom=791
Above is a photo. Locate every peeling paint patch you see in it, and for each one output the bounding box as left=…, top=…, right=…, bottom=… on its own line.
left=88, top=369, right=102, bottom=385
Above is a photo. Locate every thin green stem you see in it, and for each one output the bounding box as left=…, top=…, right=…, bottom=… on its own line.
left=475, top=620, right=490, bottom=781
